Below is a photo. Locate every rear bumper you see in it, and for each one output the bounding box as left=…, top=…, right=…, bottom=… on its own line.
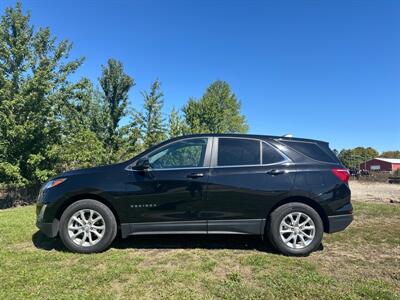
left=36, top=219, right=59, bottom=238
left=327, top=214, right=353, bottom=233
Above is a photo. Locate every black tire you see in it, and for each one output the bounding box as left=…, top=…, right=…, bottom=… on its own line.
left=267, top=202, right=323, bottom=256
left=59, top=199, right=117, bottom=253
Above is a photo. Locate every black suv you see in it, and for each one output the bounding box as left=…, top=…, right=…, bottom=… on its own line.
left=36, top=134, right=352, bottom=256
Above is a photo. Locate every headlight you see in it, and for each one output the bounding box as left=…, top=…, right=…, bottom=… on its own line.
left=43, top=178, right=67, bottom=190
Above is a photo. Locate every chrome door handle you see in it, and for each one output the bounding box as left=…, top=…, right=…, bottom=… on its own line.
left=266, top=169, right=285, bottom=176
left=187, top=173, right=204, bottom=179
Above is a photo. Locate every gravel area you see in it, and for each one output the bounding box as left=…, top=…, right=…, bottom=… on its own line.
left=350, top=180, right=400, bottom=203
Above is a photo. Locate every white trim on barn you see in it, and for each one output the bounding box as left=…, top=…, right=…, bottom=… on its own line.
left=374, top=158, right=400, bottom=164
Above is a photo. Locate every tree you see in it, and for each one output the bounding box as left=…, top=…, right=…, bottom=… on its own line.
left=337, top=149, right=354, bottom=169
left=61, top=79, right=109, bottom=140
left=136, top=80, right=167, bottom=148
left=99, top=58, right=134, bottom=155
left=0, top=2, right=84, bottom=186
left=55, top=79, right=111, bottom=170
left=56, top=129, right=109, bottom=171
left=168, top=107, right=186, bottom=137
left=183, top=80, right=248, bottom=133
left=380, top=151, right=400, bottom=159
left=338, top=147, right=379, bottom=169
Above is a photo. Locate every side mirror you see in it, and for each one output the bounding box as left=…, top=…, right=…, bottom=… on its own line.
left=133, top=158, right=150, bottom=171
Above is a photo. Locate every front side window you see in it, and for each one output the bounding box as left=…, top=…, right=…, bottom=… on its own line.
left=148, top=138, right=208, bottom=169
left=218, top=138, right=260, bottom=166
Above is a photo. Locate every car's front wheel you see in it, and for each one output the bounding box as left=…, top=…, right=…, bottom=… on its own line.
left=267, top=202, right=323, bottom=256
left=59, top=199, right=117, bottom=253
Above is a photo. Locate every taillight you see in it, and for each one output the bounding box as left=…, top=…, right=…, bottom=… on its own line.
left=331, top=168, right=350, bottom=183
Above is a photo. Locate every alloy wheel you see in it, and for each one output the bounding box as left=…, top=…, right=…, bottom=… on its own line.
left=279, top=212, right=315, bottom=249
left=67, top=209, right=106, bottom=247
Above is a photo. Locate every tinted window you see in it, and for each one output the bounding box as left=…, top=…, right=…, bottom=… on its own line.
left=283, top=141, right=336, bottom=163
left=262, top=142, right=285, bottom=164
left=148, top=138, right=207, bottom=169
left=218, top=138, right=260, bottom=166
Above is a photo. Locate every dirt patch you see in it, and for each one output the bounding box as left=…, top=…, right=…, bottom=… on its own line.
left=310, top=243, right=400, bottom=288
left=109, top=279, right=126, bottom=299
left=309, top=211, right=400, bottom=289
left=212, top=255, right=254, bottom=281
left=9, top=241, right=36, bottom=251
left=350, top=181, right=400, bottom=203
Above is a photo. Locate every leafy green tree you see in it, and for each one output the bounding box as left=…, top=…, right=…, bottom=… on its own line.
left=113, top=116, right=142, bottom=161
left=0, top=2, right=84, bottom=186
left=338, top=147, right=379, bottom=169
left=338, top=149, right=355, bottom=169
left=63, top=75, right=139, bottom=164
left=56, top=129, right=109, bottom=171
left=99, top=58, right=135, bottom=155
left=168, top=107, right=186, bottom=137
left=182, top=98, right=203, bottom=133
left=62, top=79, right=109, bottom=141
left=183, top=80, right=248, bottom=134
left=136, top=79, right=167, bottom=148
left=55, top=79, right=111, bottom=170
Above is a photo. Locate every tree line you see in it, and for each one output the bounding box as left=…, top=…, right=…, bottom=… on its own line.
left=0, top=3, right=248, bottom=188
left=336, top=148, right=400, bottom=170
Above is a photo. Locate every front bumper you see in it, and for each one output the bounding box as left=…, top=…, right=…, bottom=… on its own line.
left=36, top=202, right=59, bottom=238
left=327, top=214, right=353, bottom=233
left=36, top=219, right=59, bottom=238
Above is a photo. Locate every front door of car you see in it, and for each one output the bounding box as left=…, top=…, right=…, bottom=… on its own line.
left=204, top=137, right=296, bottom=234
left=124, top=137, right=211, bottom=234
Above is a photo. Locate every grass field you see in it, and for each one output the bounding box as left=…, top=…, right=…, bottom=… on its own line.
left=0, top=201, right=399, bottom=299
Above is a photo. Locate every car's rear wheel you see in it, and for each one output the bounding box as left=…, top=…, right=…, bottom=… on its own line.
left=267, top=202, right=323, bottom=256
left=59, top=199, right=117, bottom=253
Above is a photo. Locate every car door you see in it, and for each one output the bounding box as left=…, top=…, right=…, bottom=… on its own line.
left=124, top=137, right=212, bottom=234
left=205, top=137, right=296, bottom=235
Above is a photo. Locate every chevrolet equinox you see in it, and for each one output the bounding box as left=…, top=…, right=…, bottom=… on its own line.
left=36, top=134, right=353, bottom=256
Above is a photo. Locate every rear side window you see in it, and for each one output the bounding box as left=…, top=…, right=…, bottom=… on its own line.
left=218, top=138, right=260, bottom=166
left=262, top=142, right=285, bottom=164
left=283, top=141, right=336, bottom=163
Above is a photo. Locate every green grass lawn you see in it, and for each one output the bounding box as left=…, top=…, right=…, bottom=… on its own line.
left=0, top=202, right=399, bottom=299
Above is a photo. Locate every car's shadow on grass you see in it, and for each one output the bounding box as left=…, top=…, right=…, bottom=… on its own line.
left=112, top=234, right=280, bottom=253
left=32, top=231, right=324, bottom=254
left=32, top=231, right=66, bottom=251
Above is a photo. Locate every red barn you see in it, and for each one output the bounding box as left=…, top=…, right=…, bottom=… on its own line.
left=360, top=158, right=400, bottom=172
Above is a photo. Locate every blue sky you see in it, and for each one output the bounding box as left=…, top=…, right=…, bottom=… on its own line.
left=2, top=0, right=400, bottom=152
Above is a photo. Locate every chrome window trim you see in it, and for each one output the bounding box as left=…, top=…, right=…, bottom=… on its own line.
left=142, top=166, right=209, bottom=172
left=125, top=137, right=212, bottom=171
left=212, top=160, right=292, bottom=169
left=210, top=136, right=218, bottom=167
left=216, top=136, right=261, bottom=166
left=126, top=136, right=293, bottom=171
left=261, top=141, right=291, bottom=165
left=212, top=137, right=292, bottom=168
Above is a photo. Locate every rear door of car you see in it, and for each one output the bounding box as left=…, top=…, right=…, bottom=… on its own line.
left=204, top=137, right=296, bottom=234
